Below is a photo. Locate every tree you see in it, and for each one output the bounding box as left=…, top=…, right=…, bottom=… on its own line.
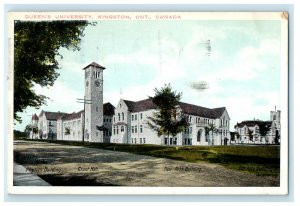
left=247, top=128, right=254, bottom=142
left=258, top=121, right=271, bottom=143
left=147, top=84, right=189, bottom=143
left=24, top=124, right=38, bottom=138
left=205, top=123, right=218, bottom=145
left=14, top=20, right=93, bottom=123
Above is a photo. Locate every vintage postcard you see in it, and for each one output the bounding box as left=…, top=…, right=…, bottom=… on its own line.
left=8, top=12, right=288, bottom=195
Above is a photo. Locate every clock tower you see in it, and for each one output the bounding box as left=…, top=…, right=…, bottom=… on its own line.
left=83, top=62, right=105, bottom=142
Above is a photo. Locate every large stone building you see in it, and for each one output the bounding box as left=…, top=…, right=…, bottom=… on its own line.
left=30, top=62, right=231, bottom=146
left=233, top=109, right=281, bottom=144
left=110, top=98, right=230, bottom=146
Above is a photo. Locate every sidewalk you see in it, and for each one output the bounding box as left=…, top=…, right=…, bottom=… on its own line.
left=13, top=163, right=51, bottom=186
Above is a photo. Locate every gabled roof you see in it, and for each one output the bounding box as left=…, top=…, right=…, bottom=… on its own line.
left=32, top=114, right=39, bottom=120
left=103, top=102, right=115, bottom=116
left=83, top=62, right=106, bottom=70
left=234, top=120, right=272, bottom=128
left=59, top=110, right=84, bottom=121
left=44, top=111, right=67, bottom=120
left=122, top=98, right=226, bottom=119
left=179, top=102, right=226, bottom=119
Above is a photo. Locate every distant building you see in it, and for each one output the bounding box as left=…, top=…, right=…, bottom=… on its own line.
left=30, top=61, right=230, bottom=146
left=234, top=109, right=281, bottom=144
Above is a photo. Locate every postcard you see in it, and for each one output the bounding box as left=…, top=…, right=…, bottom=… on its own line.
left=7, top=11, right=288, bottom=195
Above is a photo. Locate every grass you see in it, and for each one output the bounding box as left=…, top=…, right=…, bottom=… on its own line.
left=21, top=139, right=280, bottom=177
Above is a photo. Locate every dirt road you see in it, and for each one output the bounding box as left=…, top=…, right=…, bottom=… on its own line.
left=13, top=140, right=279, bottom=187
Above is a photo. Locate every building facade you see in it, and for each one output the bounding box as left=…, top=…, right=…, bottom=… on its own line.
left=110, top=98, right=231, bottom=146
left=233, top=109, right=281, bottom=144
left=30, top=61, right=230, bottom=146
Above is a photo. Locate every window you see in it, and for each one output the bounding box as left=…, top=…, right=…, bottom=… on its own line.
left=197, top=129, right=202, bottom=142
left=132, top=126, right=134, bottom=133
left=113, top=127, right=116, bottom=135
left=140, top=125, right=143, bottom=133
left=132, top=139, right=134, bottom=144
left=113, top=117, right=115, bottom=123
left=121, top=126, right=124, bottom=132
left=109, top=131, right=111, bottom=136
left=134, top=138, right=137, bottom=144
left=135, top=114, right=137, bottom=121
left=96, top=106, right=99, bottom=112
left=273, top=115, right=276, bottom=121
left=131, top=115, right=134, bottom=121
left=118, top=113, right=120, bottom=121
left=143, top=138, right=146, bottom=144
left=140, top=138, right=142, bottom=144
left=104, top=118, right=106, bottom=123
left=164, top=138, right=168, bottom=145
left=135, top=125, right=137, bottom=133
left=170, top=138, right=173, bottom=145
left=120, top=103, right=122, bottom=108
left=122, top=112, right=124, bottom=121
left=174, top=138, right=177, bottom=145
left=140, top=113, right=143, bottom=119
left=189, top=127, right=192, bottom=134
left=189, top=116, right=192, bottom=122
left=116, top=126, right=119, bottom=134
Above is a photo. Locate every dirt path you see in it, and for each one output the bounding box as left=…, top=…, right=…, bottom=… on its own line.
left=13, top=140, right=279, bottom=187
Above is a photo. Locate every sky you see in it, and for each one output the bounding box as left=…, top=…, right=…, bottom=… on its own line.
left=14, top=18, right=283, bottom=131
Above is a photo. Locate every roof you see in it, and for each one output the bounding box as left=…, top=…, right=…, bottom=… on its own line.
left=32, top=114, right=39, bottom=120
left=103, top=102, right=115, bottom=116
left=113, top=122, right=128, bottom=126
left=123, top=98, right=226, bottom=119
left=59, top=110, right=84, bottom=121
left=179, top=102, right=226, bottom=119
left=235, top=120, right=272, bottom=128
left=42, top=111, right=67, bottom=120
left=83, top=62, right=106, bottom=70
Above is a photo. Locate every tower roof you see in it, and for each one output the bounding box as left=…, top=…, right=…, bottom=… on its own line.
left=83, top=62, right=106, bottom=70
left=32, top=114, right=39, bottom=120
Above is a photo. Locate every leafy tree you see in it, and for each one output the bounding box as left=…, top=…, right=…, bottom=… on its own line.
left=14, top=20, right=93, bottom=123
left=258, top=121, right=271, bottom=143
left=248, top=128, right=254, bottom=142
left=147, top=84, right=189, bottom=141
left=64, top=127, right=71, bottom=135
left=205, top=123, right=218, bottom=145
left=24, top=124, right=38, bottom=138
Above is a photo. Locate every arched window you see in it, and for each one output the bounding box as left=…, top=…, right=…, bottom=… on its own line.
left=122, top=112, right=124, bottom=121
left=118, top=113, right=120, bottom=121
left=197, top=129, right=202, bottom=142
left=121, top=126, right=124, bottom=132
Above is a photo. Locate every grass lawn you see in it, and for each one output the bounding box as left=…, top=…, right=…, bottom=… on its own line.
left=23, top=139, right=280, bottom=177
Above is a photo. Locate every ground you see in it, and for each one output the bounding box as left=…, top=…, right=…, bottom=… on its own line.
left=13, top=140, right=279, bottom=187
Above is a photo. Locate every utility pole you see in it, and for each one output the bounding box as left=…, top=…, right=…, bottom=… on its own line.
left=77, top=97, right=91, bottom=143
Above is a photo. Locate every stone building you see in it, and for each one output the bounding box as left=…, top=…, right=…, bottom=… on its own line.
left=233, top=109, right=281, bottom=144
left=30, top=61, right=230, bottom=146
left=110, top=98, right=230, bottom=146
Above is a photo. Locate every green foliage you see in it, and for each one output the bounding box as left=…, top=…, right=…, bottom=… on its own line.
left=13, top=130, right=27, bottom=139
left=24, top=124, right=38, bottom=136
left=258, top=121, right=271, bottom=138
left=14, top=20, right=92, bottom=123
left=147, top=84, right=189, bottom=137
left=64, top=127, right=71, bottom=135
left=247, top=128, right=254, bottom=142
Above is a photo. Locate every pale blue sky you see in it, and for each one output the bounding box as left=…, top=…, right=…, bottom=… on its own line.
left=15, top=19, right=282, bottom=131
